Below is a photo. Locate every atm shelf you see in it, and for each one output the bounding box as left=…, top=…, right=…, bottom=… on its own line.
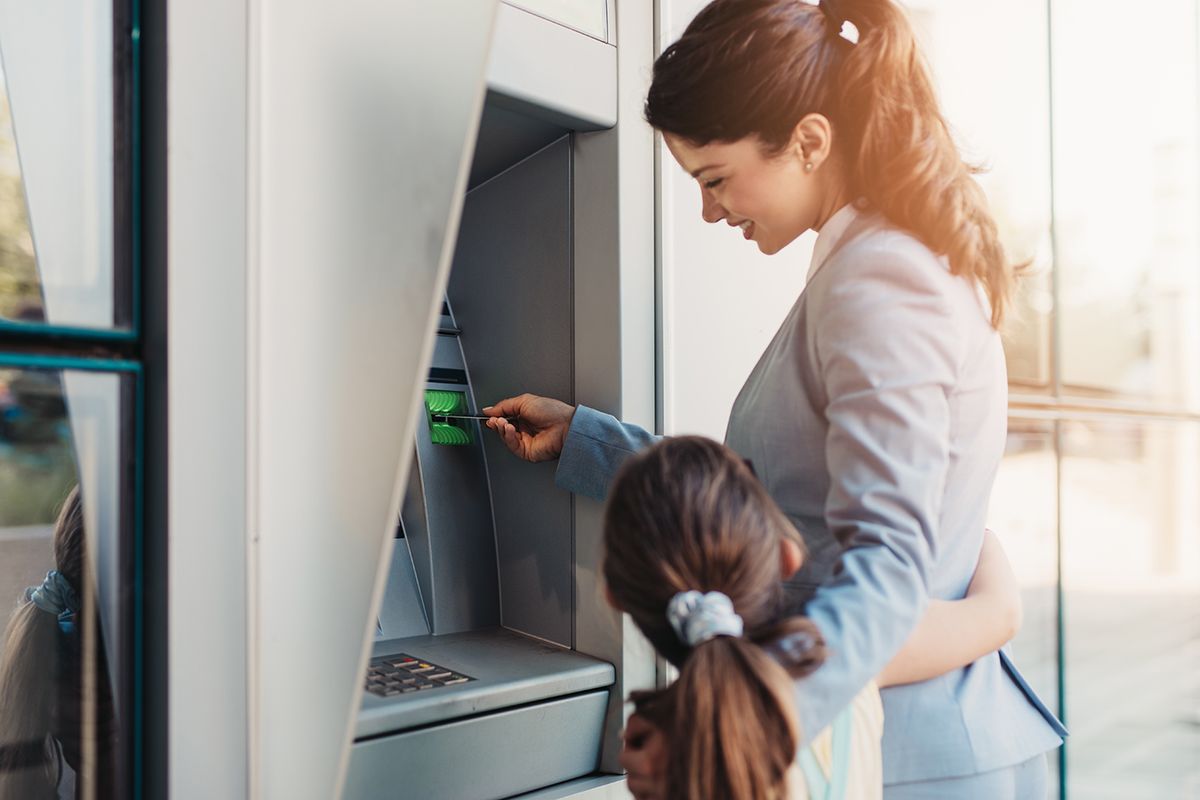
left=355, top=627, right=615, bottom=740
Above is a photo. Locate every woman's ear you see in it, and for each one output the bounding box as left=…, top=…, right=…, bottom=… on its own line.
left=780, top=537, right=805, bottom=580
left=604, top=583, right=621, bottom=611
left=790, top=112, right=834, bottom=168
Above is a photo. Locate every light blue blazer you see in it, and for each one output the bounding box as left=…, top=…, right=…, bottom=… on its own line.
left=555, top=209, right=1065, bottom=786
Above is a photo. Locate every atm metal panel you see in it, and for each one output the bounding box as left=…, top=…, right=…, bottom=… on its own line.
left=251, top=2, right=499, bottom=797
left=450, top=136, right=575, bottom=648
left=345, top=690, right=608, bottom=800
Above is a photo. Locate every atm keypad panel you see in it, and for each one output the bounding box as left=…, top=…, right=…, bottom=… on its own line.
left=364, top=654, right=474, bottom=697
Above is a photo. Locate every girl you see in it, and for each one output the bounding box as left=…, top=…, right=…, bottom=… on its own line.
left=603, top=436, right=1022, bottom=799
left=486, top=0, right=1065, bottom=794
left=0, top=487, right=118, bottom=799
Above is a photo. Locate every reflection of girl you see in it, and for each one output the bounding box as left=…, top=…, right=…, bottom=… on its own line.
left=486, top=0, right=1065, bottom=795
left=604, top=437, right=1024, bottom=799
left=0, top=488, right=117, bottom=799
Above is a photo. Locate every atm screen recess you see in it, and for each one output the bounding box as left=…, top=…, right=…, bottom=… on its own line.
left=347, top=125, right=616, bottom=800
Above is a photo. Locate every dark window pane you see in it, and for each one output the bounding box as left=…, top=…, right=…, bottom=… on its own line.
left=0, top=366, right=135, bottom=798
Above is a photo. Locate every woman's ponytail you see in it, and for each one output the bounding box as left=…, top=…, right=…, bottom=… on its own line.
left=834, top=0, right=1014, bottom=326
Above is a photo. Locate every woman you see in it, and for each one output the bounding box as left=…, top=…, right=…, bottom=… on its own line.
left=604, top=435, right=1026, bottom=800
left=485, top=0, right=1064, bottom=795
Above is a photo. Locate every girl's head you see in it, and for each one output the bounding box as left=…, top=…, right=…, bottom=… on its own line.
left=646, top=0, right=1015, bottom=326
left=603, top=437, right=826, bottom=799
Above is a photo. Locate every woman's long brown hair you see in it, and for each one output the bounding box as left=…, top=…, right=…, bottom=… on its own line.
left=645, top=0, right=1015, bottom=327
left=604, top=437, right=826, bottom=800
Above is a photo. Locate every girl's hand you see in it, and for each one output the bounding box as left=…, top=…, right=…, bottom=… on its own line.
left=483, top=394, right=575, bottom=462
left=621, top=713, right=668, bottom=800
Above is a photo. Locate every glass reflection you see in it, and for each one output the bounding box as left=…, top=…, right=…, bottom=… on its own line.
left=1052, top=0, right=1200, bottom=410
left=0, top=366, right=130, bottom=798
left=987, top=418, right=1061, bottom=797
left=1061, top=420, right=1200, bottom=797
left=0, top=67, right=42, bottom=322
left=0, top=1, right=122, bottom=331
left=988, top=421, right=1059, bottom=703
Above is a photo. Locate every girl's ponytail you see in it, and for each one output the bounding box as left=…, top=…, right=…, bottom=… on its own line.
left=664, top=613, right=827, bottom=800
left=0, top=601, right=61, bottom=798
left=669, top=635, right=798, bottom=799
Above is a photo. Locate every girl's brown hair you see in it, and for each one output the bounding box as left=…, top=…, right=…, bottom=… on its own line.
left=645, top=0, right=1015, bottom=327
left=604, top=437, right=826, bottom=800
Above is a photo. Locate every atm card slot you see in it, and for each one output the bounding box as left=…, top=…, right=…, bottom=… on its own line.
left=424, top=389, right=474, bottom=446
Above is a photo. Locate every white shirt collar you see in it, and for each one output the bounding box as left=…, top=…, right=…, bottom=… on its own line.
left=807, top=203, right=859, bottom=284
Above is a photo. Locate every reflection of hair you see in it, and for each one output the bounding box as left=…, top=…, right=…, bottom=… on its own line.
left=604, top=437, right=826, bottom=800
left=0, top=487, right=115, bottom=798
left=645, top=0, right=1016, bottom=327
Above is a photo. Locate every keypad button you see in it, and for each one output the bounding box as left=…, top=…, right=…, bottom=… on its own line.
left=362, top=653, right=473, bottom=697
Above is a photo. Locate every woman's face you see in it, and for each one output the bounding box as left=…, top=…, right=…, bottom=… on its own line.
left=664, top=133, right=820, bottom=256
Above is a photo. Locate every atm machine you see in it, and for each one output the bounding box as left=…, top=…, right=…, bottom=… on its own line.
left=339, top=5, right=660, bottom=794
left=345, top=128, right=624, bottom=796
left=166, top=1, right=656, bottom=797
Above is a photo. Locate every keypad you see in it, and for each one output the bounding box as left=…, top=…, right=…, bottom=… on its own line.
left=364, top=654, right=474, bottom=698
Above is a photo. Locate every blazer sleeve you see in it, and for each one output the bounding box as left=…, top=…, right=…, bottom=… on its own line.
left=796, top=243, right=963, bottom=742
left=554, top=404, right=660, bottom=502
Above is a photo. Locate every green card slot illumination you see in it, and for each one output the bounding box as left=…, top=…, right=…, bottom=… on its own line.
left=425, top=389, right=472, bottom=446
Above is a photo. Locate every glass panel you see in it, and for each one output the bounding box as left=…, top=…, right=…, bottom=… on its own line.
left=909, top=0, right=1055, bottom=388
left=988, top=418, right=1061, bottom=797
left=0, top=3, right=126, bottom=330
left=0, top=74, right=39, bottom=322
left=1061, top=420, right=1200, bottom=797
left=0, top=365, right=134, bottom=797
left=1052, top=0, right=1200, bottom=410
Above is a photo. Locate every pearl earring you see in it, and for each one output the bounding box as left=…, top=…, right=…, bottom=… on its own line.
left=804, top=162, right=815, bottom=172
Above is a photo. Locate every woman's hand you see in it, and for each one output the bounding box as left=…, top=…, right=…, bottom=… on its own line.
left=965, top=528, right=1022, bottom=642
left=483, top=394, right=576, bottom=463
left=620, top=713, right=668, bottom=800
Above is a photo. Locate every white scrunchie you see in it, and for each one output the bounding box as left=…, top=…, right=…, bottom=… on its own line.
left=667, top=590, right=744, bottom=647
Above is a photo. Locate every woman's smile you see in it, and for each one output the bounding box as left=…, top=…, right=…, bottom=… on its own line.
left=729, top=218, right=755, bottom=240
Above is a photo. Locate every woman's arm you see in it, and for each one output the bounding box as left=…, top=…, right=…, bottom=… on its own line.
left=485, top=397, right=660, bottom=502
left=877, top=529, right=1021, bottom=688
